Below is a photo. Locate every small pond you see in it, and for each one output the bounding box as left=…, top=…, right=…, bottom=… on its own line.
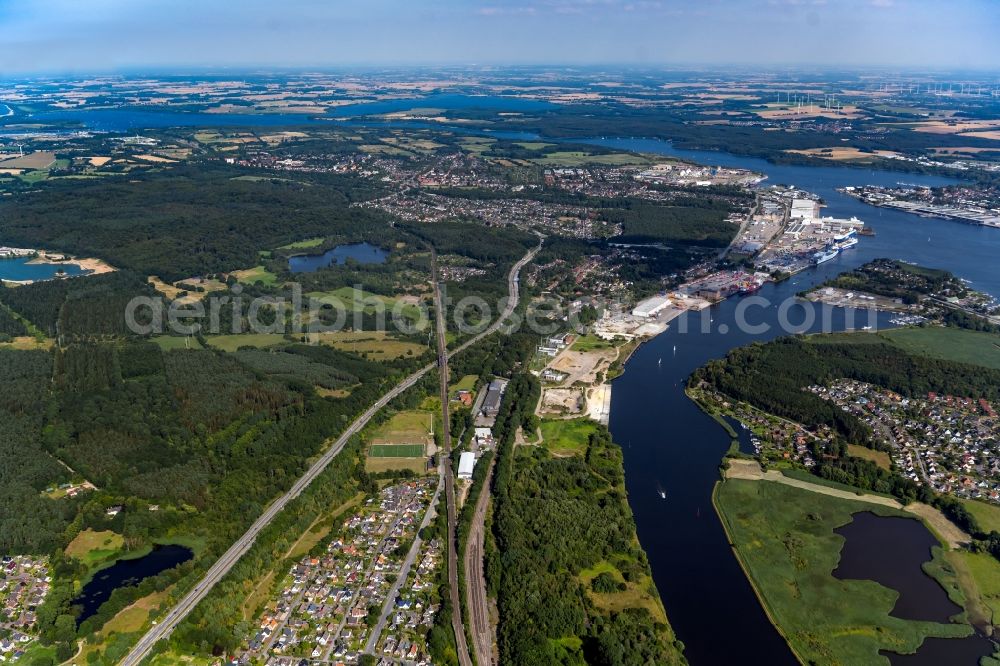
left=72, top=544, right=193, bottom=624
left=288, top=242, right=388, bottom=273
left=834, top=511, right=960, bottom=623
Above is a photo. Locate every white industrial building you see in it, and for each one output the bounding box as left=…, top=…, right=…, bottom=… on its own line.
left=790, top=198, right=819, bottom=221
left=458, top=452, right=477, bottom=480
left=631, top=295, right=671, bottom=318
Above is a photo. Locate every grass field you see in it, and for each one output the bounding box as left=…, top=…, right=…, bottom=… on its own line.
left=570, top=334, right=612, bottom=352
left=364, top=457, right=428, bottom=474
left=306, top=330, right=425, bottom=360
left=529, top=151, right=650, bottom=167
left=715, top=479, right=972, bottom=664
left=881, top=327, right=1000, bottom=370
left=371, top=410, right=434, bottom=445
left=279, top=237, right=325, bottom=250
left=369, top=443, right=425, bottom=457
left=539, top=418, right=597, bottom=454
left=848, top=444, right=892, bottom=470
left=958, top=552, right=1000, bottom=625
left=232, top=265, right=278, bottom=286
left=961, top=499, right=1000, bottom=534
left=578, top=558, right=668, bottom=625
left=203, top=333, right=286, bottom=352
left=451, top=374, right=478, bottom=394
left=66, top=529, right=124, bottom=565
left=307, top=287, right=423, bottom=323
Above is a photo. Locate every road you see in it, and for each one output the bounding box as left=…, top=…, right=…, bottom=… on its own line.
left=119, top=239, right=540, bottom=666
left=464, top=456, right=497, bottom=666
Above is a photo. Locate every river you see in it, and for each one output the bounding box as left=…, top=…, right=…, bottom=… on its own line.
left=600, top=136, right=1000, bottom=665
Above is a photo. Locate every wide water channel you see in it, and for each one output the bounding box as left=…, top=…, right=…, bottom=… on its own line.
left=600, top=136, right=1000, bottom=665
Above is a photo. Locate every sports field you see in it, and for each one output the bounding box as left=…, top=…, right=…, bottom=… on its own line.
left=369, top=443, right=425, bottom=457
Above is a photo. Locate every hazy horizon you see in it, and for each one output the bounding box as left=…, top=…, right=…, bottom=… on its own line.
left=1, top=0, right=998, bottom=75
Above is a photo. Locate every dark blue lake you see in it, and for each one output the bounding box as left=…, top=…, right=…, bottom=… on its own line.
left=1, top=95, right=554, bottom=134
left=288, top=242, right=388, bottom=273
left=0, top=257, right=87, bottom=282
left=327, top=93, right=556, bottom=116
left=73, top=544, right=192, bottom=624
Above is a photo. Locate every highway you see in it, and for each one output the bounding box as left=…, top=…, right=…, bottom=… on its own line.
left=464, top=456, right=497, bottom=666
left=119, top=239, right=540, bottom=666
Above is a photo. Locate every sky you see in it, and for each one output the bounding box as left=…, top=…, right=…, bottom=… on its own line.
left=0, top=0, right=998, bottom=74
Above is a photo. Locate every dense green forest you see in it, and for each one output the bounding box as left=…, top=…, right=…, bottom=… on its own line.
left=0, top=165, right=392, bottom=280
left=488, top=374, right=684, bottom=666
left=0, top=272, right=155, bottom=338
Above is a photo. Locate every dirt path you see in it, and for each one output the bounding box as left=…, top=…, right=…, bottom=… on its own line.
left=725, top=459, right=970, bottom=548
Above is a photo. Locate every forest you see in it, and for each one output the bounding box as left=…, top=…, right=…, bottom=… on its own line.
left=0, top=164, right=392, bottom=280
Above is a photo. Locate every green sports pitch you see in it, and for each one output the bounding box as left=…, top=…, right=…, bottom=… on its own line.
left=368, top=443, right=425, bottom=458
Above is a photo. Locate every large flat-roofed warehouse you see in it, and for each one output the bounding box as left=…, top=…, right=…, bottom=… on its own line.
left=791, top=198, right=819, bottom=221
left=481, top=379, right=508, bottom=417
left=631, top=295, right=671, bottom=318
left=458, top=451, right=477, bottom=480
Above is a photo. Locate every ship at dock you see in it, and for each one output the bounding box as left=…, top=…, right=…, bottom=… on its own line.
left=813, top=248, right=839, bottom=265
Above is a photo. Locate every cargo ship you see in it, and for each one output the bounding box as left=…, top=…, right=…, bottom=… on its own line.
left=813, top=248, right=839, bottom=265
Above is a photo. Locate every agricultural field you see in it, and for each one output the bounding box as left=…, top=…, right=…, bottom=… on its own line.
left=539, top=418, right=597, bottom=454
left=880, top=327, right=1000, bottom=370
left=0, top=150, right=57, bottom=169
left=715, top=479, right=973, bottom=664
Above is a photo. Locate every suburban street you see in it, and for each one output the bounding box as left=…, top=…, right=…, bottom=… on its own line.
left=362, top=467, right=444, bottom=654
left=120, top=240, right=540, bottom=666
